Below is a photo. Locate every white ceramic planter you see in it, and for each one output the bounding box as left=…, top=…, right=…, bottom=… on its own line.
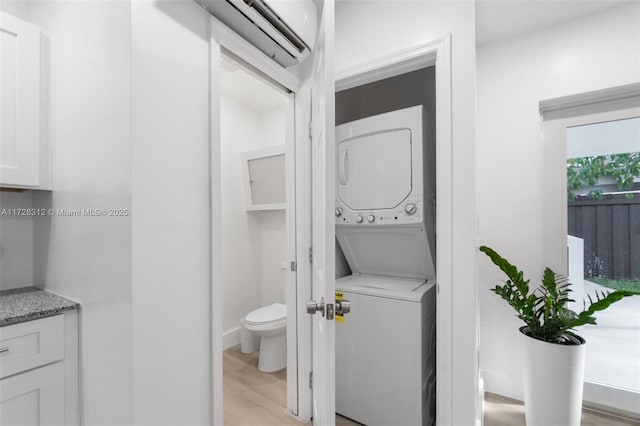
left=521, top=326, right=586, bottom=426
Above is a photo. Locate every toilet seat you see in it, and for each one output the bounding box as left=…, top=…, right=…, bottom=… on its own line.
left=245, top=303, right=286, bottom=327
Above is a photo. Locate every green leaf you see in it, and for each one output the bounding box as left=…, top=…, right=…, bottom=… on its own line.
left=567, top=152, right=640, bottom=201
left=480, top=245, right=640, bottom=343
left=567, top=290, right=640, bottom=329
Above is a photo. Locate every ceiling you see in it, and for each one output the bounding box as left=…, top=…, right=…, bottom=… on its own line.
left=220, top=60, right=288, bottom=112
left=476, top=0, right=633, bottom=46
left=220, top=1, right=633, bottom=91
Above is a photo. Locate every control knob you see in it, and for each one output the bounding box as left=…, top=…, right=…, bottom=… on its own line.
left=367, top=214, right=376, bottom=223
left=356, top=215, right=364, bottom=223
left=404, top=203, right=417, bottom=215
left=335, top=207, right=343, bottom=217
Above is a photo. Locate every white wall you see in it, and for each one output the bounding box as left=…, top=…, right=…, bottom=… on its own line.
left=220, top=93, right=287, bottom=341
left=220, top=95, right=262, bottom=337
left=9, top=1, right=134, bottom=424
left=0, top=192, right=34, bottom=290
left=477, top=3, right=640, bottom=400
left=254, top=212, right=287, bottom=305
left=336, top=2, right=478, bottom=424
left=257, top=106, right=288, bottom=306
left=131, top=0, right=211, bottom=424
left=0, top=0, right=30, bottom=21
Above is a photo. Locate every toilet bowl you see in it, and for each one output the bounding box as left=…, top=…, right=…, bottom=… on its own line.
left=243, top=303, right=287, bottom=372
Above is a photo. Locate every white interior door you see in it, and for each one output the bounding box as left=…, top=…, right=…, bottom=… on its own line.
left=307, top=1, right=336, bottom=424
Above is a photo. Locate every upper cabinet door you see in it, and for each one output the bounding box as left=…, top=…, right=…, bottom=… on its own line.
left=0, top=12, right=41, bottom=187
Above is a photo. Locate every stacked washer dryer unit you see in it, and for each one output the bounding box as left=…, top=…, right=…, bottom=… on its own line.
left=335, top=105, right=437, bottom=426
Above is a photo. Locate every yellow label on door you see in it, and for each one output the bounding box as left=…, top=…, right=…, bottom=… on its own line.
left=335, top=291, right=345, bottom=323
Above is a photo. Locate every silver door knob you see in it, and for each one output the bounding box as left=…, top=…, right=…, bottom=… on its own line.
left=306, top=298, right=325, bottom=317
left=404, top=203, right=417, bottom=215
left=356, top=215, right=363, bottom=223
left=335, top=207, right=343, bottom=217
left=336, top=300, right=351, bottom=315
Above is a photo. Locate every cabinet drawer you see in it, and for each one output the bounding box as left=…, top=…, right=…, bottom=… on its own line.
left=0, top=315, right=64, bottom=379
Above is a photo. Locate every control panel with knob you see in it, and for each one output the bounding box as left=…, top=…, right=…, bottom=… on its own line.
left=335, top=197, right=423, bottom=225
left=404, top=203, right=417, bottom=215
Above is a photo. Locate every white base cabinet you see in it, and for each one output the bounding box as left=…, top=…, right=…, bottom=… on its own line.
left=1, top=362, right=65, bottom=426
left=0, top=312, right=78, bottom=426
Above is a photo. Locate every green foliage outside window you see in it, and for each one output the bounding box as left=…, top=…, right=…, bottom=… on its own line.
left=567, top=152, right=640, bottom=201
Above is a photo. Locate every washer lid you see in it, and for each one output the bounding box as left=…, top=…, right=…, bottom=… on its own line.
left=336, top=225, right=435, bottom=280
left=246, top=303, right=286, bottom=324
left=336, top=275, right=435, bottom=302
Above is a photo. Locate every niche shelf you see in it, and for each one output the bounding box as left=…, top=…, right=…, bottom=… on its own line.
left=241, top=145, right=286, bottom=211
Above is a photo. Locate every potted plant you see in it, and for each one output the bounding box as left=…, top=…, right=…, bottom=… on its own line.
left=479, top=245, right=640, bottom=426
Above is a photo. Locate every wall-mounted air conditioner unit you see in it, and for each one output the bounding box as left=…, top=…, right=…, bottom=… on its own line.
left=198, top=0, right=317, bottom=68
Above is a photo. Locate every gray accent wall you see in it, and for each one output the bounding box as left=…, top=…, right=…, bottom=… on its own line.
left=336, top=66, right=436, bottom=125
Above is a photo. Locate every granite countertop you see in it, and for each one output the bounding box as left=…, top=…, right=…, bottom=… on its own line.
left=0, top=287, right=80, bottom=327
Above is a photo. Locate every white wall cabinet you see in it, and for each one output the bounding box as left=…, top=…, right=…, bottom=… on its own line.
left=0, top=12, right=50, bottom=190
left=241, top=145, right=286, bottom=210
left=0, top=313, right=78, bottom=425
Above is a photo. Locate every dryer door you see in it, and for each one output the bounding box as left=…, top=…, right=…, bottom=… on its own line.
left=337, top=129, right=412, bottom=210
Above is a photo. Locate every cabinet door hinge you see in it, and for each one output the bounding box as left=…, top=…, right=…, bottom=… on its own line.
left=309, top=371, right=313, bottom=389
left=290, top=261, right=297, bottom=272
left=308, top=120, right=313, bottom=140
left=309, top=247, right=313, bottom=264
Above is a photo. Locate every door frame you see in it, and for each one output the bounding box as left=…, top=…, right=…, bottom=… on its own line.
left=336, top=36, right=455, bottom=424
left=540, top=83, right=640, bottom=273
left=540, top=83, right=640, bottom=417
left=208, top=15, right=313, bottom=425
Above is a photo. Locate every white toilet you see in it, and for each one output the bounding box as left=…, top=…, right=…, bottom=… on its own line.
left=242, top=303, right=287, bottom=373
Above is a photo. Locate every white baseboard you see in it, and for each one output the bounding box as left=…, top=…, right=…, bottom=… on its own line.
left=583, top=382, right=640, bottom=420
left=223, top=326, right=241, bottom=350
left=483, top=370, right=640, bottom=421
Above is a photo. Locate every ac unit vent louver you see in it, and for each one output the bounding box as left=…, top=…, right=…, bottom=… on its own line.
left=198, top=0, right=317, bottom=68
